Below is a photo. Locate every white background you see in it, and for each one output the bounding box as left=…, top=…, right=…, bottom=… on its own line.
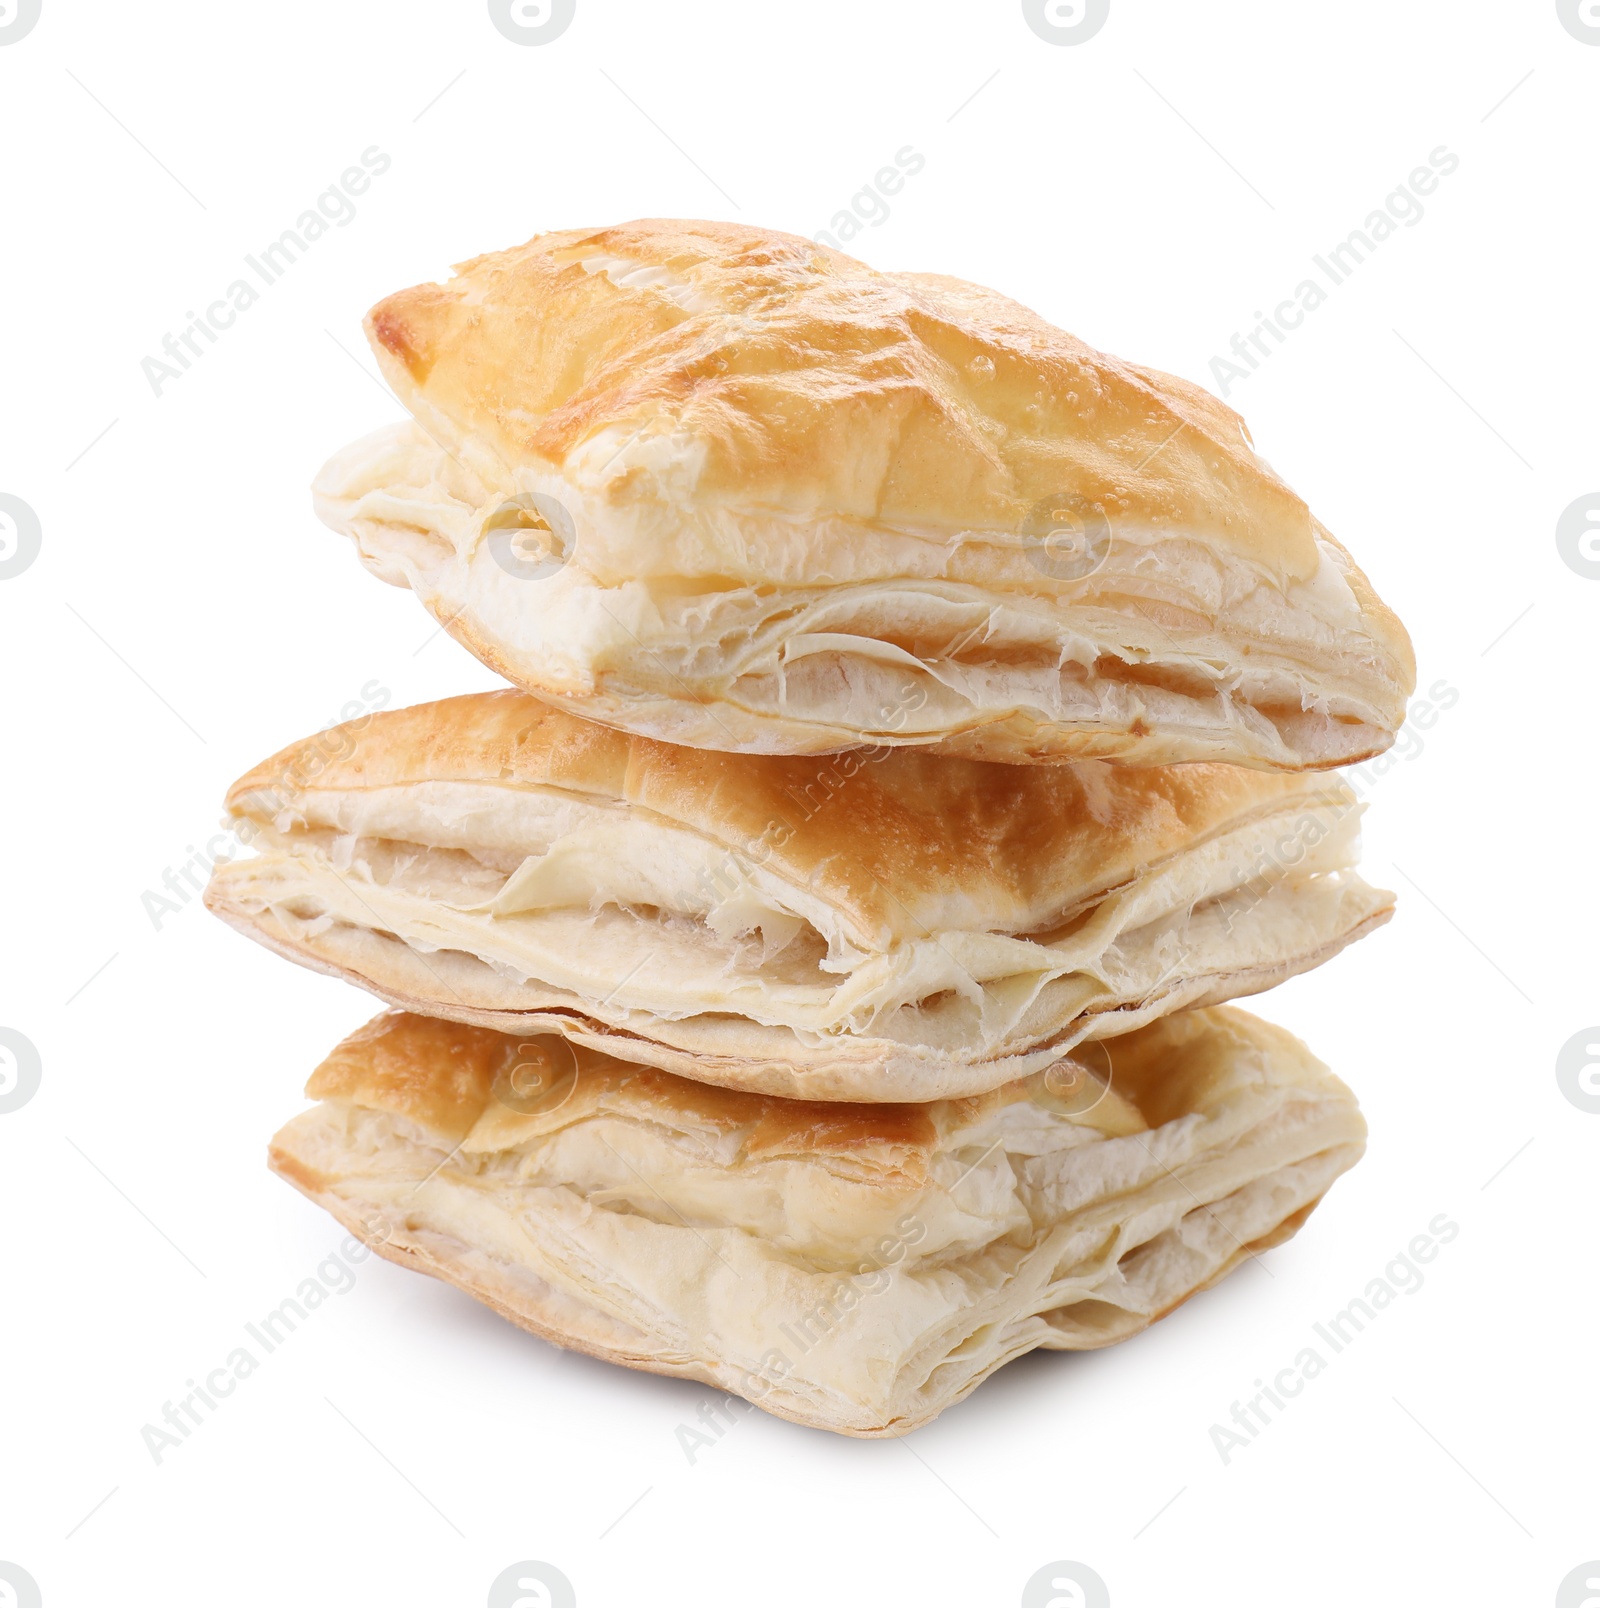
left=2, top=2, right=1597, bottom=1604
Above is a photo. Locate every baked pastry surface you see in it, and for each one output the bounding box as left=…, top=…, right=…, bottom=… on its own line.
left=270, top=1006, right=1365, bottom=1436
left=315, top=218, right=1414, bottom=769
left=207, top=691, right=1392, bottom=1101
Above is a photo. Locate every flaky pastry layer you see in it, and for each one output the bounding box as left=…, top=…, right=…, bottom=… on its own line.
left=316, top=219, right=1415, bottom=770
left=270, top=1007, right=1365, bottom=1436
left=207, top=692, right=1393, bottom=1101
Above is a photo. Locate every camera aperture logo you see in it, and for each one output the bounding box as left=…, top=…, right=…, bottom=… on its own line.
left=0, top=493, right=42, bottom=581
left=0, top=0, right=42, bottom=45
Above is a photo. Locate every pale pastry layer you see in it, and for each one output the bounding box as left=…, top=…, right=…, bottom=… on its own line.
left=209, top=692, right=1393, bottom=1099
left=318, top=419, right=1403, bottom=769
left=270, top=1006, right=1366, bottom=1436
left=211, top=826, right=1376, bottom=1038
left=209, top=802, right=1389, bottom=1100
left=207, top=892, right=1391, bottom=1102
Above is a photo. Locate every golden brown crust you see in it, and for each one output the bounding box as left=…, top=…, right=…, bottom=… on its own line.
left=306, top=1006, right=1347, bottom=1153
left=367, top=221, right=1321, bottom=575
left=305, top=1010, right=1012, bottom=1175
left=306, top=1012, right=505, bottom=1141
left=226, top=689, right=1344, bottom=946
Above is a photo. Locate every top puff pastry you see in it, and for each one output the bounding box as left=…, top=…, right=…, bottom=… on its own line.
left=316, top=218, right=1414, bottom=770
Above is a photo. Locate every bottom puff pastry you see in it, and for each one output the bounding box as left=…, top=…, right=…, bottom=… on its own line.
left=270, top=1005, right=1364, bottom=1437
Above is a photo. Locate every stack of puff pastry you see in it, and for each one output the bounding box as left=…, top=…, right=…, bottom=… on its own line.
left=208, top=220, right=1413, bottom=1437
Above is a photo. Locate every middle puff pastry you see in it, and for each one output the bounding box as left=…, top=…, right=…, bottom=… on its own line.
left=206, top=691, right=1391, bottom=1103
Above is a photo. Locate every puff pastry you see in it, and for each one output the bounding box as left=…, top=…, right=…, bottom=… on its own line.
left=271, top=1005, right=1365, bottom=1436
left=315, top=219, right=1414, bottom=770
left=206, top=691, right=1392, bottom=1102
